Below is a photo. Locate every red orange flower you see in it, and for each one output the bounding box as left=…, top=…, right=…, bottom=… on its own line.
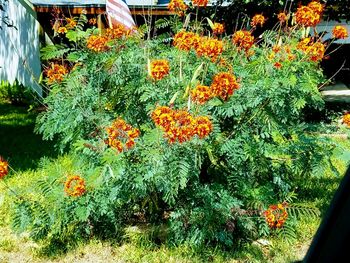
left=297, top=37, right=312, bottom=52
left=263, top=203, right=288, bottom=229
left=88, top=18, right=97, bottom=25
left=152, top=107, right=212, bottom=143
left=191, top=85, right=212, bottom=104
left=307, top=1, right=324, bottom=14
left=57, top=26, right=67, bottom=34
left=105, top=24, right=129, bottom=39
left=192, top=0, right=208, bottom=7
left=106, top=118, right=140, bottom=153
left=343, top=113, right=350, bottom=127
left=168, top=0, right=188, bottom=16
left=307, top=42, right=325, bottom=62
left=272, top=45, right=281, bottom=53
left=192, top=116, right=213, bottom=139
left=151, top=106, right=175, bottom=129
left=0, top=157, right=9, bottom=179
left=211, top=72, right=239, bottom=100
left=195, top=37, right=224, bottom=61
left=46, top=63, right=68, bottom=84
left=277, top=12, right=288, bottom=23
left=87, top=35, right=109, bottom=52
left=213, top=23, right=225, bottom=35
left=232, top=30, right=255, bottom=51
left=150, top=59, right=170, bottom=81
left=297, top=38, right=325, bottom=61
left=251, top=14, right=265, bottom=27
left=332, top=25, right=349, bottom=39
left=64, top=175, right=86, bottom=197
left=173, top=31, right=200, bottom=51
left=66, top=18, right=77, bottom=29
left=295, top=6, right=320, bottom=27
left=274, top=62, right=282, bottom=69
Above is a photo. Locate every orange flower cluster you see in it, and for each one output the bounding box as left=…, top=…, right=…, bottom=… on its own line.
left=307, top=42, right=325, bottom=61
left=297, top=38, right=325, bottom=62
left=274, top=62, right=282, bottom=69
left=192, top=0, right=208, bottom=7
left=86, top=23, right=131, bottom=52
left=308, top=1, right=324, bottom=14
left=88, top=18, right=97, bottom=25
left=66, top=18, right=77, bottom=29
left=150, top=59, right=170, bottom=81
left=332, top=25, right=349, bottom=39
left=53, top=17, right=76, bottom=34
left=191, top=85, right=212, bottom=104
left=343, top=113, right=350, bottom=127
left=64, top=175, right=86, bottom=197
left=168, top=0, right=188, bottom=16
left=251, top=14, right=265, bottom=27
left=105, top=28, right=124, bottom=40
left=57, top=27, right=68, bottom=34
left=46, top=63, right=68, bottom=84
left=106, top=118, right=140, bottom=153
left=105, top=24, right=129, bottom=39
left=232, top=30, right=255, bottom=51
left=297, top=37, right=312, bottom=51
left=173, top=31, right=200, bottom=51
left=211, top=72, right=240, bottom=100
left=213, top=23, right=225, bottom=35
left=87, top=35, right=109, bottom=52
left=0, top=156, right=9, bottom=179
left=263, top=203, right=288, bottom=229
left=151, top=106, right=212, bottom=143
left=295, top=6, right=320, bottom=27
left=195, top=37, right=224, bottom=61
left=277, top=12, right=288, bottom=23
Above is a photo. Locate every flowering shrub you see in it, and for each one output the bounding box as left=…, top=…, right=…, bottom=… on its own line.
left=10, top=1, right=344, bottom=248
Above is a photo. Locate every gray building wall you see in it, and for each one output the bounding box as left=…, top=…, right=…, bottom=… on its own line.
left=0, top=0, right=42, bottom=96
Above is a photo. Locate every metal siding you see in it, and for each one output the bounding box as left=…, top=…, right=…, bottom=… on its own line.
left=0, top=0, right=42, bottom=95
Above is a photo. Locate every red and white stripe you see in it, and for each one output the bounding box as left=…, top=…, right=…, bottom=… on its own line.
left=106, top=0, right=136, bottom=29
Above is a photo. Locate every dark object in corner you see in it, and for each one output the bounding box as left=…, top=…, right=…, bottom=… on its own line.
left=303, top=166, right=350, bottom=262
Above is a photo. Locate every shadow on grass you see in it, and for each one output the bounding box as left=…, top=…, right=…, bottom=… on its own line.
left=0, top=101, right=58, bottom=172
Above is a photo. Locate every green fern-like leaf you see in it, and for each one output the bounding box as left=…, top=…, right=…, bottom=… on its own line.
left=155, top=18, right=170, bottom=29
left=41, top=44, right=71, bottom=60
left=12, top=201, right=33, bottom=233
left=286, top=203, right=320, bottom=219
left=276, top=221, right=297, bottom=243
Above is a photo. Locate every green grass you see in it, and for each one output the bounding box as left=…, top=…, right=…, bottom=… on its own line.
left=0, top=100, right=348, bottom=262
left=0, top=99, right=58, bottom=172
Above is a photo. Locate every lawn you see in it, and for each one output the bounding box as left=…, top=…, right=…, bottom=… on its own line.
left=0, top=99, right=346, bottom=262
left=0, top=101, right=58, bottom=171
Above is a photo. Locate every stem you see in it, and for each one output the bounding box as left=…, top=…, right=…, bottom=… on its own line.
left=318, top=60, right=346, bottom=90
left=179, top=55, right=183, bottom=81
left=1, top=180, right=21, bottom=199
